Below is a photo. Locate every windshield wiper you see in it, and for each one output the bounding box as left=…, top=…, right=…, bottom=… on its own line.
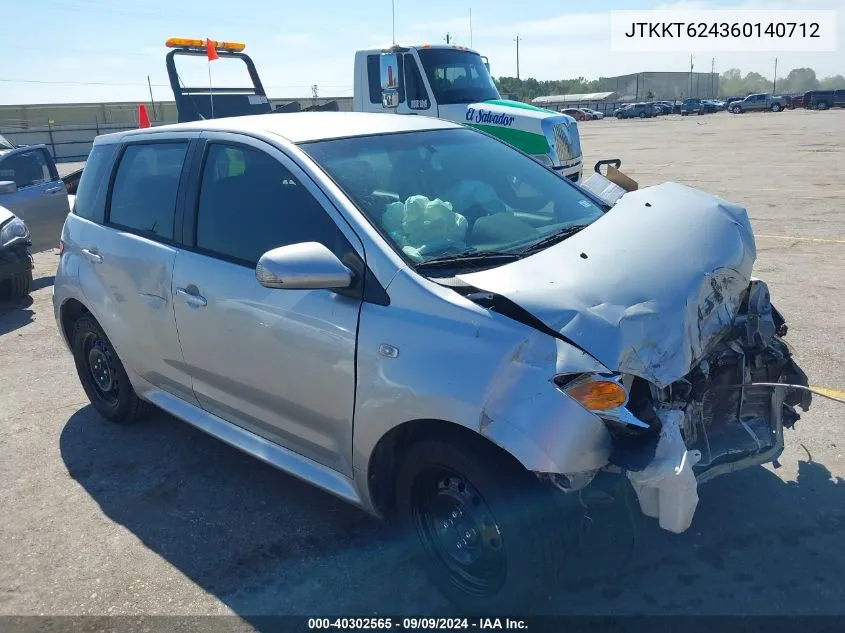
left=415, top=250, right=522, bottom=270
left=520, top=225, right=590, bottom=255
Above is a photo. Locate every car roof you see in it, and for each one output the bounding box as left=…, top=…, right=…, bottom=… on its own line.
left=107, top=112, right=459, bottom=145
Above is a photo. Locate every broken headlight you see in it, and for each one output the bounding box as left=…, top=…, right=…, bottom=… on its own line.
left=0, top=217, right=30, bottom=248
left=554, top=373, right=650, bottom=429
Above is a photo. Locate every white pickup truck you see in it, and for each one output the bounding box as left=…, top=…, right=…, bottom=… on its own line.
left=354, top=45, right=584, bottom=182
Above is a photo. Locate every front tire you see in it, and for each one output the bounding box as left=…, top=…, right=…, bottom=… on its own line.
left=396, top=436, right=566, bottom=613
left=771, top=103, right=782, bottom=112
left=732, top=105, right=742, bottom=114
left=8, top=267, right=32, bottom=299
left=71, top=315, right=146, bottom=423
left=818, top=101, right=829, bottom=110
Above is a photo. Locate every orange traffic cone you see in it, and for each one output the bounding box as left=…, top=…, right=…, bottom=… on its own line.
left=138, top=104, right=151, bottom=128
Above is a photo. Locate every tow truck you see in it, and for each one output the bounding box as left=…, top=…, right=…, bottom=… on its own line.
left=70, top=39, right=585, bottom=187
left=356, top=45, right=583, bottom=182
left=163, top=39, right=584, bottom=182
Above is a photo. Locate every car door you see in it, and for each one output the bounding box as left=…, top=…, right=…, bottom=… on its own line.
left=0, top=147, right=70, bottom=252
left=171, top=133, right=365, bottom=476
left=74, top=134, right=199, bottom=406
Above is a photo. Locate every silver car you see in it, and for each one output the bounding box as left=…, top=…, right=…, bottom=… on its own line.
left=53, top=112, right=811, bottom=611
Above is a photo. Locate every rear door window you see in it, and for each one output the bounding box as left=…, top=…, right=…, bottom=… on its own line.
left=107, top=142, right=188, bottom=241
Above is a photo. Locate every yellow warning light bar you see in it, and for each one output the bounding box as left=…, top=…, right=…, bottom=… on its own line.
left=165, top=38, right=246, bottom=52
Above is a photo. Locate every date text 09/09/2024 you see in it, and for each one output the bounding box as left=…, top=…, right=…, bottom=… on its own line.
left=307, top=618, right=528, bottom=630
left=624, top=21, right=820, bottom=38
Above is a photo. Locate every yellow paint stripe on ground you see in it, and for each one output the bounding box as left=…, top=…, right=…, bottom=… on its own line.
left=757, top=234, right=845, bottom=245
left=810, top=386, right=845, bottom=400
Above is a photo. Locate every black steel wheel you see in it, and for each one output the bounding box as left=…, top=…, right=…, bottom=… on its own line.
left=71, top=315, right=146, bottom=423
left=410, top=467, right=507, bottom=597
left=397, top=435, right=567, bottom=613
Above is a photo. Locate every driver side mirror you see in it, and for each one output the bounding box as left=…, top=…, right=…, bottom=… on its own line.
left=380, top=53, right=400, bottom=109
left=0, top=181, right=17, bottom=195
left=256, top=242, right=354, bottom=290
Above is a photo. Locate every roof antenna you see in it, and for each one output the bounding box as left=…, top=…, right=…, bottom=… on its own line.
left=392, top=0, right=396, bottom=45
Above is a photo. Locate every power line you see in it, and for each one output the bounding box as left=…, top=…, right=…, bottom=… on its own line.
left=0, top=78, right=352, bottom=90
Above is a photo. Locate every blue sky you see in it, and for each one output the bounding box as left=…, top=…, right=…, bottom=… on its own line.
left=2, top=0, right=842, bottom=104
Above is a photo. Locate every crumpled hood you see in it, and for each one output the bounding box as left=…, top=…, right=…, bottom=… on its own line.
left=457, top=182, right=757, bottom=387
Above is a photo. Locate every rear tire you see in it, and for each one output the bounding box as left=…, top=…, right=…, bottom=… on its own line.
left=71, top=315, right=146, bottom=423
left=8, top=267, right=32, bottom=299
left=396, top=436, right=568, bottom=613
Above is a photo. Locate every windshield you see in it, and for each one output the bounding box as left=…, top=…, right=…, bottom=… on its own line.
left=417, top=49, right=499, bottom=105
left=0, top=134, right=12, bottom=150
left=301, top=128, right=604, bottom=267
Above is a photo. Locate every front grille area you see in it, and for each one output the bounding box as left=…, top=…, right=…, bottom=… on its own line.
left=552, top=121, right=582, bottom=164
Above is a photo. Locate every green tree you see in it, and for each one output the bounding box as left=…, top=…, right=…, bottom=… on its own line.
left=718, top=68, right=744, bottom=96
left=780, top=68, right=820, bottom=94
left=820, top=74, right=845, bottom=90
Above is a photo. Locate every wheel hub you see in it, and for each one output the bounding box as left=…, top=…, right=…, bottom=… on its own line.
left=413, top=470, right=506, bottom=594
left=88, top=342, right=115, bottom=392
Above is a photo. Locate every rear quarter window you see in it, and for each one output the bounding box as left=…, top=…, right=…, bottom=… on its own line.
left=74, top=144, right=119, bottom=223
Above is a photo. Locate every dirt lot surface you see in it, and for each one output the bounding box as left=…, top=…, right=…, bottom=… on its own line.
left=1, top=109, right=844, bottom=621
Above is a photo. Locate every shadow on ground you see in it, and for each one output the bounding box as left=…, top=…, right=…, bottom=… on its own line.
left=60, top=405, right=845, bottom=622
left=0, top=294, right=34, bottom=335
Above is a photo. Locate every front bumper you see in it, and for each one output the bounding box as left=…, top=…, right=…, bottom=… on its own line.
left=0, top=245, right=32, bottom=282
left=553, top=161, right=583, bottom=183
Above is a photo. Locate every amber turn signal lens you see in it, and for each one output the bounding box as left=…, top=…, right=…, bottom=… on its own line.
left=565, top=380, right=627, bottom=411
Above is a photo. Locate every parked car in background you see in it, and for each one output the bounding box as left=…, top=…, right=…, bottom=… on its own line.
left=790, top=95, right=804, bottom=108
left=724, top=97, right=744, bottom=110
left=560, top=108, right=591, bottom=121
left=680, top=98, right=711, bottom=115
left=802, top=89, right=845, bottom=110
left=0, top=203, right=33, bottom=299
left=615, top=103, right=657, bottom=119
left=579, top=107, right=603, bottom=120
left=703, top=99, right=724, bottom=110
left=647, top=102, right=672, bottom=115
left=0, top=143, right=70, bottom=252
left=729, top=94, right=787, bottom=113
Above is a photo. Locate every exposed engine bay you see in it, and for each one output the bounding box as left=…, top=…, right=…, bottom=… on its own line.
left=604, top=279, right=811, bottom=532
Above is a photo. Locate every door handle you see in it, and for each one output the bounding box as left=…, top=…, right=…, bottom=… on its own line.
left=45, top=186, right=64, bottom=195
left=175, top=287, right=208, bottom=307
left=81, top=248, right=103, bottom=264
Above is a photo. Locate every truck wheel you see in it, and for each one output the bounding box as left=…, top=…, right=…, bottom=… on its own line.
left=71, top=315, right=146, bottom=423
left=732, top=105, right=742, bottom=114
left=639, top=111, right=646, bottom=118
left=396, top=436, right=567, bottom=613
left=8, top=267, right=32, bottom=299
left=818, top=101, right=829, bottom=110
left=771, top=103, right=782, bottom=112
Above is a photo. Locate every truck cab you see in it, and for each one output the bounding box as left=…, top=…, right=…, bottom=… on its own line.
left=353, top=45, right=583, bottom=182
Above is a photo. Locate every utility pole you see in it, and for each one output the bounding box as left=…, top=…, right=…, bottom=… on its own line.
left=514, top=35, right=522, bottom=80
left=391, top=0, right=396, bottom=46
left=689, top=54, right=694, bottom=97
left=773, top=57, right=778, bottom=93
left=711, top=57, right=715, bottom=98
left=147, top=75, right=156, bottom=121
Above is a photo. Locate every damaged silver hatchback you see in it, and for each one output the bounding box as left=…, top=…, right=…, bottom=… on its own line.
left=54, top=114, right=811, bottom=612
